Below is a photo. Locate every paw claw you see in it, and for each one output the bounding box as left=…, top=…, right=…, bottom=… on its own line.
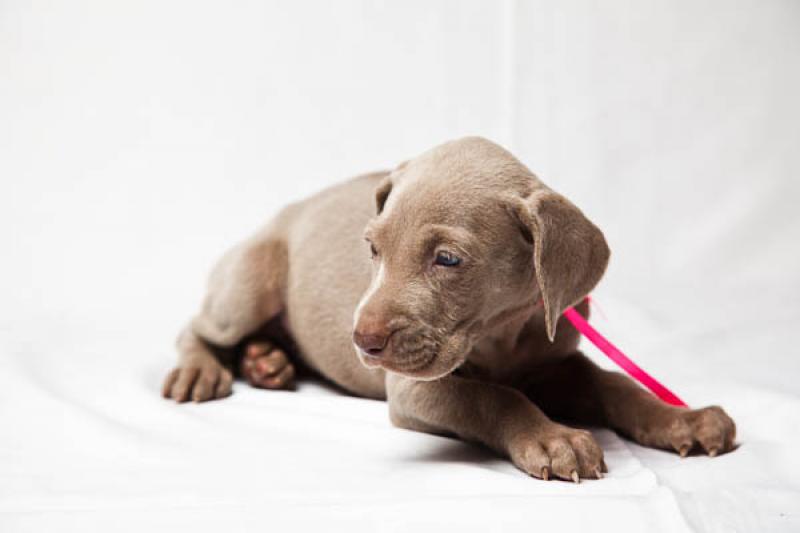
left=510, top=426, right=603, bottom=483
left=594, top=468, right=603, bottom=479
left=652, top=405, right=737, bottom=458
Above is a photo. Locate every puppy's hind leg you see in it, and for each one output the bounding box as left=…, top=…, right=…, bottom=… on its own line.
left=163, top=231, right=290, bottom=402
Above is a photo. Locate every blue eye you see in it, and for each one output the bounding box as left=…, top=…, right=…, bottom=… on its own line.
left=434, top=251, right=461, bottom=267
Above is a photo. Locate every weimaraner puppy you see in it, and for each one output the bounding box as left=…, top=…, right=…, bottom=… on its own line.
left=162, top=137, right=736, bottom=481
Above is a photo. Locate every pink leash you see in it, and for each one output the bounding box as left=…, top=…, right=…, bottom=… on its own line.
left=563, top=300, right=688, bottom=407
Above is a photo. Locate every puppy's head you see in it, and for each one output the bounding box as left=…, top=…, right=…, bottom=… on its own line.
left=352, top=137, right=609, bottom=380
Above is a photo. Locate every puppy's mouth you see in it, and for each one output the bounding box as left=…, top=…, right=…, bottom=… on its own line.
left=354, top=326, right=469, bottom=381
left=356, top=346, right=436, bottom=371
left=359, top=350, right=438, bottom=377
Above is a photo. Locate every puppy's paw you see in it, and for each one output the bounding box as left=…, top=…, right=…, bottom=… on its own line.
left=240, top=341, right=296, bottom=390
left=162, top=359, right=233, bottom=403
left=656, top=405, right=736, bottom=457
left=508, top=424, right=606, bottom=482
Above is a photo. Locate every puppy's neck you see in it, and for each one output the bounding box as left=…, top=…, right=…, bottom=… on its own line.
left=466, top=301, right=542, bottom=371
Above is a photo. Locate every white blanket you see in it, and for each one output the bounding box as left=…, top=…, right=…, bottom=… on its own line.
left=2, top=0, right=799, bottom=531
left=2, top=301, right=799, bottom=532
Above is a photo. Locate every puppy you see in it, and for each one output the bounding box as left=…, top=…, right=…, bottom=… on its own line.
left=162, top=137, right=736, bottom=481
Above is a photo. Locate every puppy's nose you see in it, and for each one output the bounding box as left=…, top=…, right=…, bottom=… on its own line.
left=353, top=319, right=392, bottom=356
left=353, top=331, right=389, bottom=355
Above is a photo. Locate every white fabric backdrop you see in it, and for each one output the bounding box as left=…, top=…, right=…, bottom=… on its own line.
left=1, top=1, right=799, bottom=531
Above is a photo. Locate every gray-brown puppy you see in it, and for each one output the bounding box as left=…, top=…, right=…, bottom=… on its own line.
left=162, top=137, right=736, bottom=481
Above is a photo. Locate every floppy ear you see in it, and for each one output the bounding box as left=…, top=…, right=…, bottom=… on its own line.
left=375, top=176, right=392, bottom=214
left=375, top=160, right=408, bottom=215
left=516, top=189, right=610, bottom=342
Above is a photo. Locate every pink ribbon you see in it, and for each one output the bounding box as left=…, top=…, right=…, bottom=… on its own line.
left=563, top=302, right=688, bottom=408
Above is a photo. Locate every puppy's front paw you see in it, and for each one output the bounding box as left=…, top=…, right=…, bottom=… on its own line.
left=653, top=405, right=736, bottom=457
left=162, top=359, right=233, bottom=403
left=240, top=341, right=296, bottom=390
left=508, top=425, right=606, bottom=482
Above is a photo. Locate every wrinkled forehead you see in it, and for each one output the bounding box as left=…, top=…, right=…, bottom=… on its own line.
left=385, top=160, right=522, bottom=226
left=390, top=182, right=498, bottom=227
left=365, top=181, right=510, bottom=253
left=366, top=217, right=479, bottom=255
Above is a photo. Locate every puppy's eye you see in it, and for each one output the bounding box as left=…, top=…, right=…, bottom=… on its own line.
left=434, top=251, right=461, bottom=267
left=369, top=243, right=378, bottom=258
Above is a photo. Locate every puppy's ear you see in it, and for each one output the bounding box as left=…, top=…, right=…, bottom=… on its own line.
left=376, top=160, right=408, bottom=215
left=375, top=176, right=392, bottom=214
left=513, top=189, right=610, bottom=341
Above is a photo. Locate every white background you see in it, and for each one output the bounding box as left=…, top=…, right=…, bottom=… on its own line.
left=1, top=1, right=799, bottom=532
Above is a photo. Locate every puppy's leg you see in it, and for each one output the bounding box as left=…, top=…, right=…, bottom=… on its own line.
left=387, top=374, right=605, bottom=481
left=162, top=326, right=235, bottom=402
left=527, top=353, right=736, bottom=456
left=162, top=234, right=291, bottom=402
